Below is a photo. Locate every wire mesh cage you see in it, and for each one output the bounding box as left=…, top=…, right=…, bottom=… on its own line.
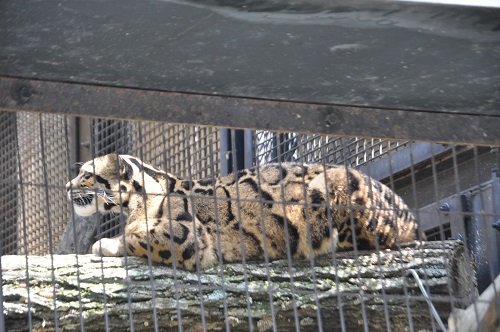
left=1, top=109, right=499, bottom=331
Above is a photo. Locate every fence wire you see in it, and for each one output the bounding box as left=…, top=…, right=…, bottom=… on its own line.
left=1, top=112, right=499, bottom=332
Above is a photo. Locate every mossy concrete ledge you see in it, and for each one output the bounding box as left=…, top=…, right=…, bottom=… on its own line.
left=2, top=241, right=476, bottom=331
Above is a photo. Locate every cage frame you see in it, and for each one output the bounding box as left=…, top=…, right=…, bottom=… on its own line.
left=1, top=0, right=500, bottom=331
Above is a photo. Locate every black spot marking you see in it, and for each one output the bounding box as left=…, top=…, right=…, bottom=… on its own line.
left=355, top=226, right=362, bottom=237
left=280, top=167, right=288, bottom=181
left=384, top=217, right=395, bottom=229
left=182, top=243, right=195, bottom=260
left=377, top=232, right=388, bottom=246
left=175, top=190, right=189, bottom=212
left=132, top=180, right=143, bottom=193
left=149, top=228, right=156, bottom=234
left=168, top=177, right=177, bottom=193
left=198, top=178, right=215, bottom=186
left=120, top=185, right=127, bottom=192
left=220, top=186, right=236, bottom=222
left=121, top=160, right=134, bottom=180
left=159, top=249, right=171, bottom=260
left=355, top=197, right=365, bottom=206
left=260, top=191, right=274, bottom=209
left=367, top=218, right=378, bottom=232
left=129, top=157, right=165, bottom=182
left=163, top=223, right=189, bottom=244
left=176, top=212, right=193, bottom=222
left=194, top=188, right=214, bottom=196
left=272, top=214, right=299, bottom=255
left=312, top=224, right=330, bottom=249
left=345, top=234, right=353, bottom=244
left=338, top=229, right=349, bottom=243
left=127, top=243, right=135, bottom=253
left=142, top=254, right=148, bottom=259
left=94, top=175, right=111, bottom=189
left=156, top=196, right=166, bottom=218
left=356, top=238, right=372, bottom=250
left=139, top=241, right=148, bottom=250
left=156, top=196, right=167, bottom=219
left=347, top=171, right=360, bottom=194
left=181, top=181, right=195, bottom=191
left=237, top=170, right=247, bottom=179
left=310, top=189, right=325, bottom=210
left=239, top=226, right=263, bottom=257
left=122, top=200, right=129, bottom=208
left=104, top=202, right=116, bottom=210
left=239, top=177, right=259, bottom=192
left=384, top=192, right=393, bottom=206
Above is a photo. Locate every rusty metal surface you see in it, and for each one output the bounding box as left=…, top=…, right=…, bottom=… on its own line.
left=0, top=0, right=499, bottom=114
left=1, top=77, right=499, bottom=145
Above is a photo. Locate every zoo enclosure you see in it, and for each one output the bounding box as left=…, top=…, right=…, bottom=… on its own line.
left=1, top=0, right=500, bottom=331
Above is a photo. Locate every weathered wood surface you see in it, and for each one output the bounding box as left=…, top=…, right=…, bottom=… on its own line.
left=2, top=241, right=475, bottom=332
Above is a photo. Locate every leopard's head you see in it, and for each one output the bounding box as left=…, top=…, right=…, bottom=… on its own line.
left=65, top=154, right=136, bottom=217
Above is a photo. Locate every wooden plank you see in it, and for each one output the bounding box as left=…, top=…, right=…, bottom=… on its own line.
left=1, top=77, right=500, bottom=146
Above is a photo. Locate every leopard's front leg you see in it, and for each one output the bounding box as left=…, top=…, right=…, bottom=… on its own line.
left=123, top=218, right=216, bottom=271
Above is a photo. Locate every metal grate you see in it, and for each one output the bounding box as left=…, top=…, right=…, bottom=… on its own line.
left=1, top=113, right=499, bottom=332
left=254, top=131, right=407, bottom=167
left=0, top=112, right=18, bottom=255
left=9, top=112, right=71, bottom=255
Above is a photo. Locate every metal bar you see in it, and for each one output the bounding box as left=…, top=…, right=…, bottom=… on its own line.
left=1, top=77, right=500, bottom=146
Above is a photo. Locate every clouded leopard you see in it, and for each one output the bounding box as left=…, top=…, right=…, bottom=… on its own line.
left=66, top=154, right=417, bottom=271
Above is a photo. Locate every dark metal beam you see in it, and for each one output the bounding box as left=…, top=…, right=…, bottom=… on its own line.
left=1, top=76, right=499, bottom=146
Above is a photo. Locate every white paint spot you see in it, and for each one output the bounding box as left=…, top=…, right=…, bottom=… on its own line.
left=329, top=44, right=368, bottom=54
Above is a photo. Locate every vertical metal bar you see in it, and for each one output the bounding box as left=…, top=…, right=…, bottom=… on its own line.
left=12, top=112, right=34, bottom=331
left=230, top=129, right=255, bottom=332
left=319, top=136, right=346, bottom=332
left=402, top=142, right=423, bottom=332
left=295, top=133, right=324, bottom=332
left=206, top=131, right=231, bottom=332
left=136, top=124, right=160, bottom=332
left=111, top=150, right=136, bottom=332
left=182, top=126, right=208, bottom=332
left=339, top=138, right=369, bottom=332
left=88, top=120, right=111, bottom=331
left=410, top=145, right=439, bottom=331
left=63, top=116, right=85, bottom=332
left=162, top=134, right=184, bottom=332
left=365, top=146, right=392, bottom=332
left=255, top=132, right=300, bottom=332
left=38, top=114, right=60, bottom=332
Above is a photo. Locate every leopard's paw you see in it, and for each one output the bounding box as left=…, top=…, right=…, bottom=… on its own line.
left=92, top=237, right=124, bottom=257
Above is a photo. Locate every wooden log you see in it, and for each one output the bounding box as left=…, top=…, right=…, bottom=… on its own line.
left=2, top=241, right=475, bottom=332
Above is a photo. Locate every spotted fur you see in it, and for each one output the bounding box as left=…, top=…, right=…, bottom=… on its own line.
left=66, top=154, right=417, bottom=271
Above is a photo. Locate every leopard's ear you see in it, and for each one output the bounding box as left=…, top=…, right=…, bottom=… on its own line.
left=105, top=154, right=132, bottom=180
left=118, top=156, right=133, bottom=180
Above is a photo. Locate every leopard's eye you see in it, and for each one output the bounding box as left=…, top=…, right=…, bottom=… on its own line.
left=83, top=172, right=93, bottom=180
